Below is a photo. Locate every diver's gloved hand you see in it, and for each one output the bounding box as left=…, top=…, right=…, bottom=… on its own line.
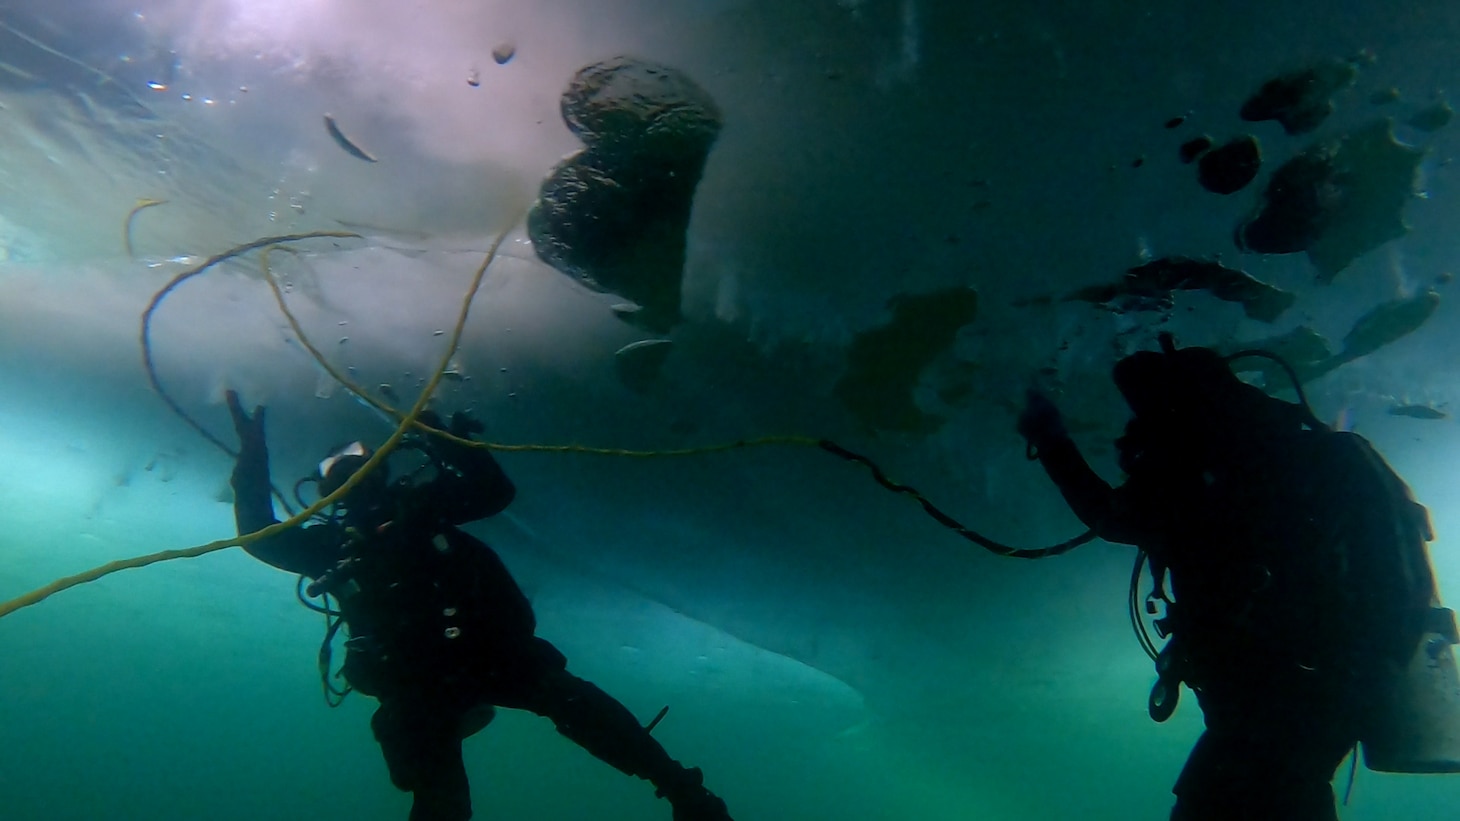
left=657, top=768, right=734, bottom=821
left=1017, top=389, right=1068, bottom=453
left=669, top=790, right=733, bottom=821
left=225, top=389, right=270, bottom=493
left=448, top=410, right=484, bottom=439
left=412, top=409, right=483, bottom=440
left=226, top=389, right=266, bottom=449
left=414, top=409, right=447, bottom=434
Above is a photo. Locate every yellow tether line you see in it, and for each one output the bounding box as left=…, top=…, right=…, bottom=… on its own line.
left=141, top=230, right=364, bottom=460
left=0, top=224, right=511, bottom=620
left=260, top=247, right=823, bottom=457
left=1, top=220, right=833, bottom=621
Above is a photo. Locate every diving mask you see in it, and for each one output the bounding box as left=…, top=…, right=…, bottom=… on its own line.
left=319, top=441, right=369, bottom=480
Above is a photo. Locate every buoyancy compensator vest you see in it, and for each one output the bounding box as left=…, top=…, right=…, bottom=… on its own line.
left=1127, top=337, right=1460, bottom=774
left=321, top=521, right=537, bottom=698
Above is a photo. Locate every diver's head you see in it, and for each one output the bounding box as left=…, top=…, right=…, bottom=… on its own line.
left=1112, top=333, right=1244, bottom=422
left=317, top=441, right=390, bottom=520
left=1111, top=333, right=1303, bottom=459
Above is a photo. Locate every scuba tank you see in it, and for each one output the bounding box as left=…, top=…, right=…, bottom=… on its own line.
left=1346, top=442, right=1460, bottom=774
left=1122, top=336, right=1460, bottom=774
left=1362, top=600, right=1460, bottom=773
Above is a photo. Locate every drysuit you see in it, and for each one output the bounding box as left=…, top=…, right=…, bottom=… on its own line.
left=1019, top=345, right=1429, bottom=820
left=227, top=395, right=734, bottom=821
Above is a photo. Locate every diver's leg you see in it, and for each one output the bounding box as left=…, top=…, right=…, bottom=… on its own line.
left=492, top=638, right=734, bottom=821
left=371, top=698, right=474, bottom=821
left=1170, top=722, right=1351, bottom=821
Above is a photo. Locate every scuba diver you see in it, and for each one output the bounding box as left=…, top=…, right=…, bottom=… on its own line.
left=224, top=390, right=735, bottom=821
left=1015, top=334, right=1439, bottom=820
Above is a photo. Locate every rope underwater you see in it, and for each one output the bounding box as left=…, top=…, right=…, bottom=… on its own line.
left=140, top=230, right=361, bottom=460
left=0, top=223, right=1094, bottom=621
left=263, top=245, right=832, bottom=458
left=0, top=225, right=502, bottom=621
left=260, top=244, right=1091, bottom=559
left=140, top=229, right=363, bottom=515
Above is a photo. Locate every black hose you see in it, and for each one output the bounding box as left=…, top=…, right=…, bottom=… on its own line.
left=295, top=575, right=340, bottom=615
left=1130, top=551, right=1159, bottom=661
left=1223, top=348, right=1329, bottom=432
left=817, top=439, right=1096, bottom=559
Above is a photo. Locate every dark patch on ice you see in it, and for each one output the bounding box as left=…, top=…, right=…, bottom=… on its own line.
left=1064, top=256, right=1294, bottom=323
left=1337, top=288, right=1440, bottom=361
left=1240, top=57, right=1359, bottom=135
left=1388, top=403, right=1448, bottom=420
left=528, top=57, right=723, bottom=333
left=1197, top=135, right=1262, bottom=194
left=1179, top=135, right=1214, bottom=164
left=834, top=287, right=979, bottom=434
left=1407, top=100, right=1453, bottom=132
left=1236, top=119, right=1423, bottom=281
left=1227, top=289, right=1440, bottom=388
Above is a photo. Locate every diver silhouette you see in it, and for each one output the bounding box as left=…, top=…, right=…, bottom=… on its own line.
left=225, top=390, right=734, bottom=821
left=1017, top=335, right=1437, bottom=820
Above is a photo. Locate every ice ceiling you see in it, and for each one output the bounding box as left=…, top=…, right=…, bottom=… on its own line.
left=3, top=0, right=1460, bottom=819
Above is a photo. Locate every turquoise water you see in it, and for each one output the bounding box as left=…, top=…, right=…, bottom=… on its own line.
left=4, top=1, right=1460, bottom=818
